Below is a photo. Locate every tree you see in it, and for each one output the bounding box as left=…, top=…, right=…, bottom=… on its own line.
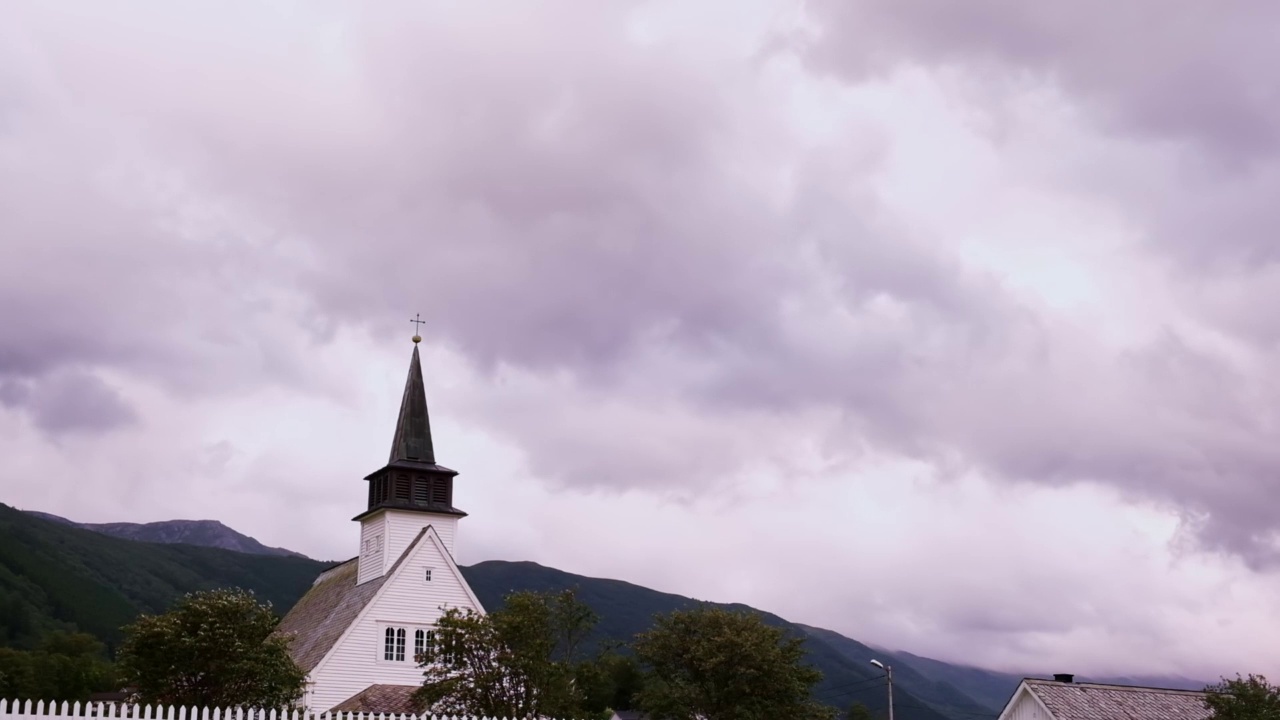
left=1205, top=675, right=1280, bottom=720
left=632, top=605, right=836, bottom=720
left=579, top=652, right=645, bottom=713
left=415, top=589, right=609, bottom=719
left=117, top=588, right=305, bottom=709
left=846, top=702, right=874, bottom=720
left=0, top=632, right=118, bottom=701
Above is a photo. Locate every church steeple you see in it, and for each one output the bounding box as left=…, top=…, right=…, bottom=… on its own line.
left=354, top=332, right=465, bottom=523
left=388, top=342, right=436, bottom=464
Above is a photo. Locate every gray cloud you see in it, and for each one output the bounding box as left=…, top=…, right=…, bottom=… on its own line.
left=8, top=0, right=1280, bottom=564
left=800, top=0, right=1280, bottom=269
left=5, top=3, right=1280, bottom=678
left=0, top=368, right=137, bottom=434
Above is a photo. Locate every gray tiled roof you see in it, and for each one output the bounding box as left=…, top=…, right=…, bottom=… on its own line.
left=1026, top=679, right=1212, bottom=720
left=273, top=558, right=386, bottom=672
left=330, top=684, right=422, bottom=714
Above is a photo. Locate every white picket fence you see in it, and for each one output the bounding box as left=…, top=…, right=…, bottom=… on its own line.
left=0, top=700, right=568, bottom=720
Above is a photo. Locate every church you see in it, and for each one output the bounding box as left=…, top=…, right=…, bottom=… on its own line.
left=275, top=334, right=487, bottom=714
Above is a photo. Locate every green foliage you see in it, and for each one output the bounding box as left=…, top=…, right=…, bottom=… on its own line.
left=0, top=503, right=329, bottom=652
left=414, top=589, right=613, bottom=719
left=117, top=588, right=306, bottom=710
left=462, top=561, right=957, bottom=720
left=578, top=652, right=645, bottom=712
left=0, top=632, right=118, bottom=701
left=631, top=605, right=837, bottom=720
left=1205, top=674, right=1280, bottom=720
left=847, top=702, right=875, bottom=720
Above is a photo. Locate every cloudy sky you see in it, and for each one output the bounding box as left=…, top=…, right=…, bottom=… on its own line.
left=5, top=0, right=1280, bottom=683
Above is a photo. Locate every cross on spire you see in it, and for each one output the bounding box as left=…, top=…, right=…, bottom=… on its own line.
left=409, top=313, right=425, bottom=343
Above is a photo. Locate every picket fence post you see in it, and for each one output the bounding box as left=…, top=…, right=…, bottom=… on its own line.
left=0, top=704, right=577, bottom=720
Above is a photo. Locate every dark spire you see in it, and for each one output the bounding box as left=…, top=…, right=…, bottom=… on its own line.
left=354, top=333, right=465, bottom=522
left=388, top=343, right=435, bottom=464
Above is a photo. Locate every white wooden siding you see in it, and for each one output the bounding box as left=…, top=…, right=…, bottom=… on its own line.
left=307, top=527, right=481, bottom=712
left=356, top=511, right=458, bottom=583
left=1000, top=688, right=1050, bottom=720
left=385, top=510, right=458, bottom=561
left=356, top=514, right=387, bottom=585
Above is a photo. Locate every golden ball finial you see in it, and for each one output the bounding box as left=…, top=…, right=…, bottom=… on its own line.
left=412, top=334, right=422, bottom=344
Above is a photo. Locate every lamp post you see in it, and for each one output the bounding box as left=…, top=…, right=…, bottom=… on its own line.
left=870, top=659, right=894, bottom=720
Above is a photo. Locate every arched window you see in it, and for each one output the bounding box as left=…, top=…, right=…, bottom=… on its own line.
left=384, top=627, right=406, bottom=661
left=414, top=629, right=426, bottom=660
left=383, top=627, right=396, bottom=661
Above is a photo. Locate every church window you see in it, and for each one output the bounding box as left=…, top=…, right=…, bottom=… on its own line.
left=414, top=629, right=426, bottom=659
left=394, top=474, right=412, bottom=501
left=383, top=627, right=406, bottom=662
left=431, top=478, right=449, bottom=505
left=424, top=568, right=433, bottom=582
left=413, top=477, right=430, bottom=505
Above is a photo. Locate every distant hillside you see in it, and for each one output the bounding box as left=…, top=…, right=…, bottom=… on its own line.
left=23, top=510, right=307, bottom=559
left=0, top=504, right=333, bottom=652
left=459, top=561, right=1213, bottom=720
left=3, top=508, right=1210, bottom=720
left=798, top=624, right=1001, bottom=720
left=459, top=560, right=961, bottom=720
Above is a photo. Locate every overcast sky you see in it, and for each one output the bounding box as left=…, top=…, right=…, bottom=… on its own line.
left=5, top=0, right=1280, bottom=683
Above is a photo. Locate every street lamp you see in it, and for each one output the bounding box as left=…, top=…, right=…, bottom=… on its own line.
left=870, top=659, right=894, bottom=720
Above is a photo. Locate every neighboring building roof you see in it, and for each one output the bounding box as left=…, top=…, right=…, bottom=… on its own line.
left=274, top=558, right=386, bottom=672
left=330, top=684, right=423, bottom=714
left=610, top=711, right=650, bottom=720
left=1018, top=678, right=1212, bottom=720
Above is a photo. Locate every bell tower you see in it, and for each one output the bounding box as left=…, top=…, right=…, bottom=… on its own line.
left=354, top=329, right=466, bottom=584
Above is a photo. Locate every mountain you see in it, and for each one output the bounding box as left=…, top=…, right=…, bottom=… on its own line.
left=3, top=508, right=1210, bottom=720
left=798, top=624, right=1002, bottom=720
left=22, top=510, right=307, bottom=559
left=875, top=648, right=1209, bottom=714
left=458, top=561, right=1212, bottom=719
left=460, top=560, right=960, bottom=720
left=0, top=504, right=333, bottom=651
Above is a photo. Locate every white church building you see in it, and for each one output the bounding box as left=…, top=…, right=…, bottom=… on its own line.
left=275, top=336, right=486, bottom=714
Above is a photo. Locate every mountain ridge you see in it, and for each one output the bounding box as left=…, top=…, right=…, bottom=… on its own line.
left=4, top=509, right=1213, bottom=718
left=0, top=504, right=333, bottom=650
left=21, top=510, right=309, bottom=559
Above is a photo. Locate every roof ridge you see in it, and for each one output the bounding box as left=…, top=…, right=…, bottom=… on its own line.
left=1026, top=678, right=1211, bottom=695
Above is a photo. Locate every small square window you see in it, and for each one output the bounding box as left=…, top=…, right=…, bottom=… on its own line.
left=424, top=568, right=433, bottom=582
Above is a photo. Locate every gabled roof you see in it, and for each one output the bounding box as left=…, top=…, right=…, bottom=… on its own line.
left=1017, top=678, right=1212, bottom=720
left=276, top=524, right=485, bottom=678
left=330, top=684, right=422, bottom=714
left=274, top=558, right=386, bottom=672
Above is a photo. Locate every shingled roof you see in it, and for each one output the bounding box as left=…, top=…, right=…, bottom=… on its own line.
left=330, top=685, right=423, bottom=714
left=274, top=558, right=386, bottom=672
left=1022, top=679, right=1213, bottom=720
